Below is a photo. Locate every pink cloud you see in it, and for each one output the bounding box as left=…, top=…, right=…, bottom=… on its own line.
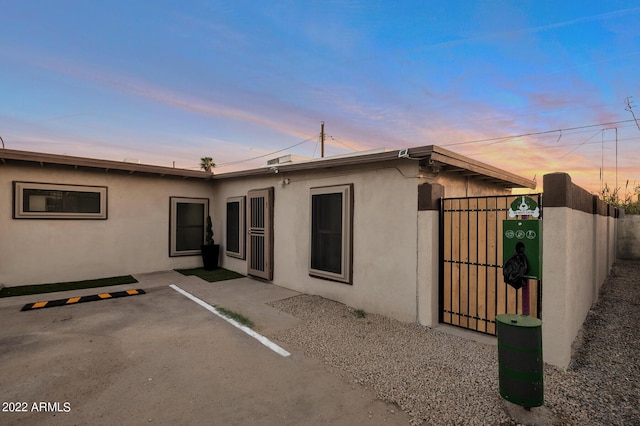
left=0, top=44, right=328, bottom=145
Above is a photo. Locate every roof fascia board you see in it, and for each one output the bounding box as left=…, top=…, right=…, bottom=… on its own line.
left=216, top=144, right=533, bottom=188
left=0, top=149, right=213, bottom=180
left=215, top=147, right=436, bottom=179
left=1, top=146, right=534, bottom=188
left=428, top=151, right=535, bottom=188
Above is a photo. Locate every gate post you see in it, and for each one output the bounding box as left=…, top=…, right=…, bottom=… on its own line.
left=417, top=183, right=444, bottom=327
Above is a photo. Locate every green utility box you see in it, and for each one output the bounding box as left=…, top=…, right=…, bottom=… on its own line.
left=496, top=314, right=544, bottom=408
left=502, top=219, right=542, bottom=280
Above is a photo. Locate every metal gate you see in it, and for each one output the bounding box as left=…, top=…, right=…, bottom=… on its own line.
left=247, top=187, right=274, bottom=280
left=439, top=194, right=542, bottom=335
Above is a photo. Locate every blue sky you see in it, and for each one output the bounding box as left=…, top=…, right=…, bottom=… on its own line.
left=1, top=1, right=639, bottom=194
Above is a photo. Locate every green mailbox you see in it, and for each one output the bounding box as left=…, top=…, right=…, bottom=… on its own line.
left=502, top=219, right=541, bottom=280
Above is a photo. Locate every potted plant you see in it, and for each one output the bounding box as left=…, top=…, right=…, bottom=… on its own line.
left=201, top=215, right=220, bottom=270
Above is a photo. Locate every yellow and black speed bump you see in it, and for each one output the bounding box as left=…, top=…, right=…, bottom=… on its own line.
left=21, top=289, right=146, bottom=311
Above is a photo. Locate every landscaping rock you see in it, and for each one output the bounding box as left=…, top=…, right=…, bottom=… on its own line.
left=268, top=260, right=640, bottom=425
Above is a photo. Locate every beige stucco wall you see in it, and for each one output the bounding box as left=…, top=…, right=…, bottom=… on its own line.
left=0, top=164, right=214, bottom=286
left=609, top=215, right=617, bottom=266
left=542, top=207, right=616, bottom=368
left=416, top=210, right=439, bottom=326
left=214, top=160, right=422, bottom=322
left=592, top=214, right=616, bottom=301
left=618, top=214, right=640, bottom=259
left=215, top=162, right=519, bottom=325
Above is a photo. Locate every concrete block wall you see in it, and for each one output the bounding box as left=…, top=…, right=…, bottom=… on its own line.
left=541, top=173, right=617, bottom=368
left=618, top=213, right=640, bottom=259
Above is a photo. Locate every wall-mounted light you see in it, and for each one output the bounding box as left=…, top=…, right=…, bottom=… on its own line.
left=279, top=178, right=290, bottom=187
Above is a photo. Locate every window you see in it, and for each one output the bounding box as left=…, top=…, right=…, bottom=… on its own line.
left=309, top=184, right=353, bottom=283
left=226, top=196, right=246, bottom=259
left=170, top=197, right=209, bottom=256
left=13, top=181, right=107, bottom=219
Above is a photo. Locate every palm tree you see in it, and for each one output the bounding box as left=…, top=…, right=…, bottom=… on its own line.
left=200, top=157, right=215, bottom=173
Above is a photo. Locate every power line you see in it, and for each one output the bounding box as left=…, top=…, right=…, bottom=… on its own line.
left=442, top=119, right=638, bottom=148
left=215, top=134, right=319, bottom=168
left=559, top=130, right=602, bottom=158
left=539, top=135, right=639, bottom=150
left=329, top=136, right=358, bottom=151
left=480, top=121, right=639, bottom=149
left=207, top=118, right=640, bottom=169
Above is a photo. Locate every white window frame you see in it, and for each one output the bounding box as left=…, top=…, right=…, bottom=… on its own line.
left=309, top=184, right=353, bottom=284
left=226, top=196, right=246, bottom=259
left=13, top=181, right=107, bottom=219
left=169, top=197, right=209, bottom=257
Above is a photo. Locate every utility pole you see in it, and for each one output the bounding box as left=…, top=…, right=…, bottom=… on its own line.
left=601, top=130, right=604, bottom=194
left=321, top=122, right=325, bottom=158
left=615, top=127, right=618, bottom=193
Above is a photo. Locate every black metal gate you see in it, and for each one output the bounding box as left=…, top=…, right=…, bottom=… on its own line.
left=247, top=187, right=274, bottom=281
left=439, top=194, right=542, bottom=335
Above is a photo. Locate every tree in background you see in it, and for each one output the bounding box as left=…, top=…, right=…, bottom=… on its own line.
left=200, top=157, right=215, bottom=173
left=600, top=181, right=640, bottom=214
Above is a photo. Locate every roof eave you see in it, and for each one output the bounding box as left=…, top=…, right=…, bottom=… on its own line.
left=0, top=149, right=214, bottom=180
left=0, top=146, right=536, bottom=189
left=428, top=146, right=536, bottom=189
left=215, top=144, right=535, bottom=189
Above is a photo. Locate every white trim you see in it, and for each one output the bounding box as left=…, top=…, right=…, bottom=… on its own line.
left=169, top=285, right=290, bottom=357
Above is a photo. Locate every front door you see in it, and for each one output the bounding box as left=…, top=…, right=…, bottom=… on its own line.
left=247, top=187, right=274, bottom=280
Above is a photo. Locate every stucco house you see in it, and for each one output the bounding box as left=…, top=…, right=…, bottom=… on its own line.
left=0, top=145, right=533, bottom=324
left=4, top=145, right=617, bottom=368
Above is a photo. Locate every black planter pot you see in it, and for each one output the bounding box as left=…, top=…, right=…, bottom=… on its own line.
left=201, top=244, right=220, bottom=271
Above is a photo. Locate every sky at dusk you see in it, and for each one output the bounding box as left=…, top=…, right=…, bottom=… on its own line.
left=1, top=1, right=639, bottom=195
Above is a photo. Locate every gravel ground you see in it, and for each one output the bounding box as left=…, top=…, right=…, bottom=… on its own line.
left=267, top=260, right=640, bottom=425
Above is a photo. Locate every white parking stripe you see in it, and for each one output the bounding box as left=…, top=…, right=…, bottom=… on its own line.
left=169, top=284, right=291, bottom=357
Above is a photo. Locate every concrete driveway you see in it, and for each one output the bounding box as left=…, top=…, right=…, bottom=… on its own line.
left=0, top=274, right=409, bottom=425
